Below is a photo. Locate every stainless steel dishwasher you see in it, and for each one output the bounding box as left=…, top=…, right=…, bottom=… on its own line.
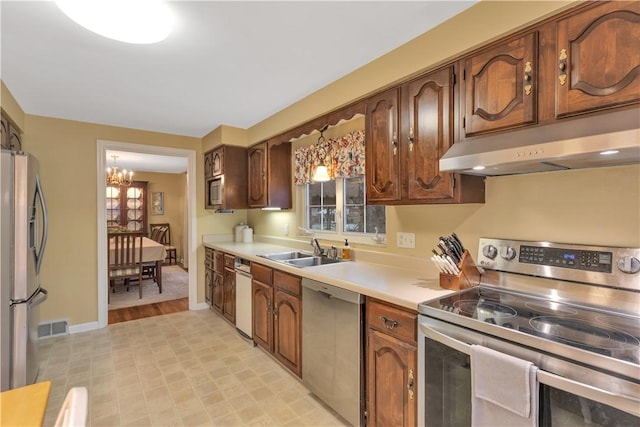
left=302, top=278, right=364, bottom=427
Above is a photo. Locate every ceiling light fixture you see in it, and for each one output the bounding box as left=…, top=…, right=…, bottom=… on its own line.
left=106, top=155, right=134, bottom=186
left=312, top=125, right=331, bottom=182
left=56, top=0, right=173, bottom=44
left=599, top=150, right=620, bottom=155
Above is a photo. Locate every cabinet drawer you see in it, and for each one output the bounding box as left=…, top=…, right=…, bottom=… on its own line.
left=252, top=263, right=273, bottom=285
left=214, top=251, right=224, bottom=272
left=274, top=270, right=301, bottom=297
left=367, top=298, right=417, bottom=344
left=224, top=254, right=235, bottom=269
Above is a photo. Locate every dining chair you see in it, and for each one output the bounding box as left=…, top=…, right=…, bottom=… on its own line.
left=143, top=225, right=168, bottom=282
left=150, top=223, right=177, bottom=265
left=108, top=232, right=144, bottom=299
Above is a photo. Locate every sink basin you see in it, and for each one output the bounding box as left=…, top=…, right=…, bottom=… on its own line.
left=284, top=256, right=342, bottom=268
left=258, top=251, right=314, bottom=261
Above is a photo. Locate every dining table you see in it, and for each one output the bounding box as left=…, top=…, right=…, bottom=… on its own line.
left=108, top=234, right=167, bottom=291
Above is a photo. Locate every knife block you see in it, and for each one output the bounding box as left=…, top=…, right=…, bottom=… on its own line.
left=439, top=250, right=481, bottom=291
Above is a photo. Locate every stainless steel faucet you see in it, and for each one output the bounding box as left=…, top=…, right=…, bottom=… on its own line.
left=311, top=238, right=324, bottom=256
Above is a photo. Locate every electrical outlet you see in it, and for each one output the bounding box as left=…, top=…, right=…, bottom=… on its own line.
left=397, top=232, right=416, bottom=249
left=284, top=223, right=289, bottom=235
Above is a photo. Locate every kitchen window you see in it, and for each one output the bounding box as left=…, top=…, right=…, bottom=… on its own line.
left=304, top=177, right=386, bottom=239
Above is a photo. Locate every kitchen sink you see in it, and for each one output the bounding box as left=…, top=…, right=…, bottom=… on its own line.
left=284, top=256, right=342, bottom=268
left=258, top=251, right=315, bottom=261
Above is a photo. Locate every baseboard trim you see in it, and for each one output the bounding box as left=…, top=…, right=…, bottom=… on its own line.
left=190, top=302, right=209, bottom=310
left=69, top=321, right=101, bottom=334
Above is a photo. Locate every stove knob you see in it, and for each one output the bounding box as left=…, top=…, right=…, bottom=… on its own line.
left=482, top=244, right=498, bottom=260
left=617, top=256, right=640, bottom=274
left=500, top=246, right=517, bottom=261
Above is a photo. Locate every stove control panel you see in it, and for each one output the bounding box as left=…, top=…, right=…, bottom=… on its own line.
left=477, top=238, right=640, bottom=291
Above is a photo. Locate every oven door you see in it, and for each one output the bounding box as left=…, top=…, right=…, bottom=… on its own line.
left=418, top=315, right=640, bottom=427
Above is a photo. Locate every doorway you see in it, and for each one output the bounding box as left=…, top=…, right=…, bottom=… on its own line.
left=97, top=140, right=201, bottom=329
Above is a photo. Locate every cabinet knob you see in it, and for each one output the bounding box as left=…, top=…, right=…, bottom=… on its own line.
left=408, top=127, right=414, bottom=152
left=407, top=368, right=415, bottom=400
left=558, top=48, right=568, bottom=86
left=392, top=131, right=398, bottom=156
left=524, top=61, right=533, bottom=95
left=380, top=315, right=399, bottom=330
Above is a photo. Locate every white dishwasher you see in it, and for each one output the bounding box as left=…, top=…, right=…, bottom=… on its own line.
left=302, top=278, right=364, bottom=427
left=234, top=257, right=252, bottom=339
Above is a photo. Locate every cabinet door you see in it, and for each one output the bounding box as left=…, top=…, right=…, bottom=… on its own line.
left=212, top=147, right=224, bottom=176
left=463, top=32, right=538, bottom=137
left=8, top=123, right=21, bottom=152
left=556, top=1, right=640, bottom=117
left=122, top=182, right=147, bottom=232
left=266, top=140, right=292, bottom=209
left=252, top=279, right=273, bottom=352
left=273, top=289, right=302, bottom=377
left=204, top=150, right=214, bottom=180
left=248, top=142, right=268, bottom=207
left=405, top=67, right=456, bottom=202
left=1, top=116, right=9, bottom=150
left=223, top=266, right=236, bottom=323
left=366, top=88, right=401, bottom=203
left=367, top=330, right=417, bottom=427
left=212, top=272, right=224, bottom=313
left=205, top=268, right=213, bottom=305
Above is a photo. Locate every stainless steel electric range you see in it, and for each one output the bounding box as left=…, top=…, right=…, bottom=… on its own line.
left=417, top=238, right=640, bottom=427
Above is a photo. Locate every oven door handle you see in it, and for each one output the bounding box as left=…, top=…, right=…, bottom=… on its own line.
left=419, top=323, right=640, bottom=418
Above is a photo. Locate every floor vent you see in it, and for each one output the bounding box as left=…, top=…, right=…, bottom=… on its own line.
left=38, top=319, right=69, bottom=339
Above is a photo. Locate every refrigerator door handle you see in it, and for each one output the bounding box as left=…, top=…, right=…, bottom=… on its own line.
left=33, top=174, right=48, bottom=275
left=11, top=287, right=48, bottom=307
left=28, top=287, right=48, bottom=309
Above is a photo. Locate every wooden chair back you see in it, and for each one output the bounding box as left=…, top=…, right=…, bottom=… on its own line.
left=108, top=232, right=144, bottom=298
left=150, top=223, right=171, bottom=245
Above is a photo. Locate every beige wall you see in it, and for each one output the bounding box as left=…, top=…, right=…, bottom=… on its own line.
left=20, top=115, right=201, bottom=326
left=133, top=171, right=187, bottom=263
left=3, top=0, right=634, bottom=329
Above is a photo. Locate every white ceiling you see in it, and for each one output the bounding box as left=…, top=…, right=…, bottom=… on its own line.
left=1, top=1, right=477, bottom=172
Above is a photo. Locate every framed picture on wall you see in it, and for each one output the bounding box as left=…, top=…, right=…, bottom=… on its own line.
left=151, top=192, right=164, bottom=215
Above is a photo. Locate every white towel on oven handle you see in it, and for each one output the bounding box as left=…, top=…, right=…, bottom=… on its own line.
left=471, top=344, right=539, bottom=427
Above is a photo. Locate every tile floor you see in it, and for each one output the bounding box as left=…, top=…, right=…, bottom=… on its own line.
left=38, top=309, right=349, bottom=427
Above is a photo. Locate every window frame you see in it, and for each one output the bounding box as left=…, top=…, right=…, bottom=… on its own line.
left=301, top=177, right=386, bottom=246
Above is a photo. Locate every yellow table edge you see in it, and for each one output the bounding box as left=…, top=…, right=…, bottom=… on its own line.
left=0, top=381, right=52, bottom=427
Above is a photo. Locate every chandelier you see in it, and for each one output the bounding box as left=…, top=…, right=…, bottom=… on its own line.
left=106, top=155, right=133, bottom=186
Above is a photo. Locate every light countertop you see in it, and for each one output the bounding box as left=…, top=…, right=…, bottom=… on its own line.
left=204, top=241, right=455, bottom=311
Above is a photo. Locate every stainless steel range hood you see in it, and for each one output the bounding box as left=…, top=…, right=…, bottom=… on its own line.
left=440, top=109, right=640, bottom=176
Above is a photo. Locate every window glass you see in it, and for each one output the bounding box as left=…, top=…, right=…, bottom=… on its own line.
left=305, top=178, right=385, bottom=239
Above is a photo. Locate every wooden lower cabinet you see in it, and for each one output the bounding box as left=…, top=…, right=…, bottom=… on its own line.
left=252, top=278, right=273, bottom=351
left=223, top=263, right=236, bottom=323
left=366, top=298, right=417, bottom=427
left=212, top=272, right=224, bottom=312
left=207, top=250, right=235, bottom=323
left=251, top=263, right=302, bottom=377
left=273, top=289, right=302, bottom=377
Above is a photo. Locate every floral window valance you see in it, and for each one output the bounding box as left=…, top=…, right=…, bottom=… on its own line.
left=294, top=130, right=365, bottom=185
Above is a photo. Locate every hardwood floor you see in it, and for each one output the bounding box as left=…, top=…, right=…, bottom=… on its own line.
left=108, top=297, right=188, bottom=324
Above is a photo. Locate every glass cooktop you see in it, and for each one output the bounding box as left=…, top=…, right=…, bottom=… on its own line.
left=420, top=286, right=640, bottom=366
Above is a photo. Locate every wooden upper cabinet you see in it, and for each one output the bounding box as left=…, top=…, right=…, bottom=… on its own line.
left=462, top=32, right=538, bottom=137
left=247, top=140, right=292, bottom=209
left=248, top=142, right=268, bottom=207
left=405, top=67, right=456, bottom=202
left=0, top=116, right=8, bottom=150
left=204, top=145, right=248, bottom=210
left=555, top=1, right=640, bottom=117
left=365, top=87, right=401, bottom=203
left=211, top=148, right=223, bottom=176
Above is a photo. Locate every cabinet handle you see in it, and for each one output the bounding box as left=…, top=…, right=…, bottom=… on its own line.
left=558, top=48, right=567, bottom=86
left=380, top=316, right=399, bottom=330
left=392, top=131, right=398, bottom=156
left=524, top=61, right=533, bottom=95
left=408, top=127, right=414, bottom=152
left=408, top=369, right=415, bottom=400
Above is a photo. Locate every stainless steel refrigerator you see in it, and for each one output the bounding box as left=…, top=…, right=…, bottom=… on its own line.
left=0, top=150, right=48, bottom=391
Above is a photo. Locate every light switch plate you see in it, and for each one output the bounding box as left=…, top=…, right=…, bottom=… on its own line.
left=397, top=232, right=416, bottom=248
